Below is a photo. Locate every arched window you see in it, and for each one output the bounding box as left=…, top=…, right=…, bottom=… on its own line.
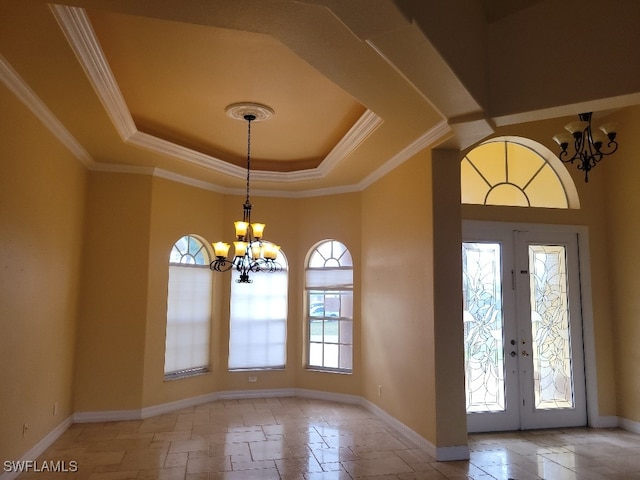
left=305, top=240, right=353, bottom=372
left=228, top=244, right=288, bottom=370
left=461, top=136, right=579, bottom=209
left=164, top=235, right=212, bottom=378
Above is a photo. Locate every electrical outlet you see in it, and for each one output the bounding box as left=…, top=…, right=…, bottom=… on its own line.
left=248, top=376, right=258, bottom=383
left=377, top=385, right=382, bottom=397
left=53, top=402, right=58, bottom=416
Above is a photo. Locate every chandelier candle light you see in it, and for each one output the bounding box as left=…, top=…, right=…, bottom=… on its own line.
left=553, top=112, right=618, bottom=182
left=210, top=103, right=282, bottom=283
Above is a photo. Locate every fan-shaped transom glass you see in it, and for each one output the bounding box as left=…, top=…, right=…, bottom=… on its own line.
left=461, top=138, right=578, bottom=209
left=170, top=235, right=210, bottom=265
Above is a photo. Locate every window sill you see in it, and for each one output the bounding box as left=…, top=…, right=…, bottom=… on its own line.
left=164, top=368, right=210, bottom=381
left=305, top=367, right=352, bottom=375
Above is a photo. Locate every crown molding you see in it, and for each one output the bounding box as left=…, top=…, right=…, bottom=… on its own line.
left=358, top=119, right=452, bottom=189
left=0, top=54, right=94, bottom=167
left=4, top=6, right=451, bottom=198
left=49, top=4, right=384, bottom=183
left=50, top=4, right=137, bottom=138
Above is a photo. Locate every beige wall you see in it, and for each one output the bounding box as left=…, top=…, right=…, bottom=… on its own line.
left=0, top=86, right=86, bottom=459
left=603, top=105, right=640, bottom=423
left=74, top=171, right=152, bottom=412
left=361, top=151, right=440, bottom=442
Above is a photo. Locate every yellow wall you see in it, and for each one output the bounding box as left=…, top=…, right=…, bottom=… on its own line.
left=0, top=85, right=86, bottom=458
left=603, top=105, right=640, bottom=423
left=361, top=150, right=440, bottom=442
left=74, top=171, right=152, bottom=412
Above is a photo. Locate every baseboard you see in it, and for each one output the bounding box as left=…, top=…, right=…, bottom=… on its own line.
left=73, top=408, right=141, bottom=423
left=620, top=416, right=640, bottom=434
left=0, top=416, right=73, bottom=480
left=141, top=392, right=219, bottom=419
left=217, top=388, right=296, bottom=400
left=590, top=415, right=619, bottom=429
left=360, top=397, right=470, bottom=461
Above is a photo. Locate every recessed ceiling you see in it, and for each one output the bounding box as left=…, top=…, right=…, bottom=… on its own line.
left=87, top=9, right=366, bottom=173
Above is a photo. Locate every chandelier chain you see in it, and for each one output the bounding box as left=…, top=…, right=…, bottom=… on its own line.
left=245, top=114, right=253, bottom=205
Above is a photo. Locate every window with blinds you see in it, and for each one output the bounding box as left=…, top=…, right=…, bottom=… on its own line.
left=164, top=235, right=212, bottom=379
left=228, top=245, right=288, bottom=370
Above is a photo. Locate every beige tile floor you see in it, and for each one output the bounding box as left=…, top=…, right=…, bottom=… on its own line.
left=16, top=397, right=640, bottom=479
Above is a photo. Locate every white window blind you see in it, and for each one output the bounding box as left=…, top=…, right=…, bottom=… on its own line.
left=165, top=264, right=212, bottom=375
left=228, top=253, right=288, bottom=370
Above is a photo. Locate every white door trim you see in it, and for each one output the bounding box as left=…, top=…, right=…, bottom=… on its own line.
left=462, top=220, right=603, bottom=430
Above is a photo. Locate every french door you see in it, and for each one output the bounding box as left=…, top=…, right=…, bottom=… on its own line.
left=462, top=223, right=587, bottom=432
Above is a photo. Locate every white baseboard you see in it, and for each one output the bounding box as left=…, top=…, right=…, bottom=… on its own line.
left=73, top=408, right=141, bottom=423
left=141, top=392, right=219, bottom=418
left=590, top=415, right=619, bottom=429
left=620, top=416, right=640, bottom=434
left=360, top=397, right=470, bottom=461
left=218, top=388, right=296, bottom=400
left=0, top=416, right=73, bottom=480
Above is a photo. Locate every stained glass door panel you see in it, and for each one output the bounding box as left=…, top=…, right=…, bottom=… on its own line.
left=518, top=232, right=586, bottom=430
left=462, top=242, right=505, bottom=413
left=529, top=245, right=574, bottom=409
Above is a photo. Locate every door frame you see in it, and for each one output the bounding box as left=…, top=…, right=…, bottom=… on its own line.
left=462, top=220, right=604, bottom=430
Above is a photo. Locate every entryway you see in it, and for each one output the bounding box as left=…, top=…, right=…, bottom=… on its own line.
left=462, top=221, right=587, bottom=432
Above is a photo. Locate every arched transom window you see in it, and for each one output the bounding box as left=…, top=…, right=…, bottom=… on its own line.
left=461, top=137, right=579, bottom=209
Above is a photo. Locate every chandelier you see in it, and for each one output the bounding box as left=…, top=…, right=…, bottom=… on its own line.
left=210, top=103, right=282, bottom=283
left=552, top=112, right=618, bottom=182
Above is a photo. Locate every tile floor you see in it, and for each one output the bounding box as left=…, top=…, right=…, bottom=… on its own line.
left=15, top=397, right=640, bottom=479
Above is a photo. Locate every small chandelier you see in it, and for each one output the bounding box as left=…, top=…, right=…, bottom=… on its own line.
left=552, top=112, right=618, bottom=182
left=210, top=103, right=282, bottom=283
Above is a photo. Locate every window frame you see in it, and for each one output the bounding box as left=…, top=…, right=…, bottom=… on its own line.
left=305, top=240, right=354, bottom=373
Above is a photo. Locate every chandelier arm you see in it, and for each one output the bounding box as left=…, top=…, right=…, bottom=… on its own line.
left=210, top=258, right=235, bottom=272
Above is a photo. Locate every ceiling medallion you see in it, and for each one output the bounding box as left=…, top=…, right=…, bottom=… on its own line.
left=225, top=102, right=275, bottom=123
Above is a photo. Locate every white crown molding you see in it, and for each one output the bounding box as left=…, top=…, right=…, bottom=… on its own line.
left=358, top=119, right=452, bottom=190
left=5, top=5, right=449, bottom=198
left=50, top=4, right=137, bottom=138
left=3, top=42, right=449, bottom=198
left=317, top=109, right=383, bottom=177
left=49, top=5, right=386, bottom=184
left=0, top=54, right=94, bottom=167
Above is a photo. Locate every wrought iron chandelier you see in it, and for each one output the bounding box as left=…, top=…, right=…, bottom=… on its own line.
left=210, top=103, right=282, bottom=283
left=552, top=112, right=618, bottom=182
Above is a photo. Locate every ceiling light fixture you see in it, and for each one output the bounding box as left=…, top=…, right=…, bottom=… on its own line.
left=553, top=112, right=618, bottom=182
left=210, top=103, right=282, bottom=283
